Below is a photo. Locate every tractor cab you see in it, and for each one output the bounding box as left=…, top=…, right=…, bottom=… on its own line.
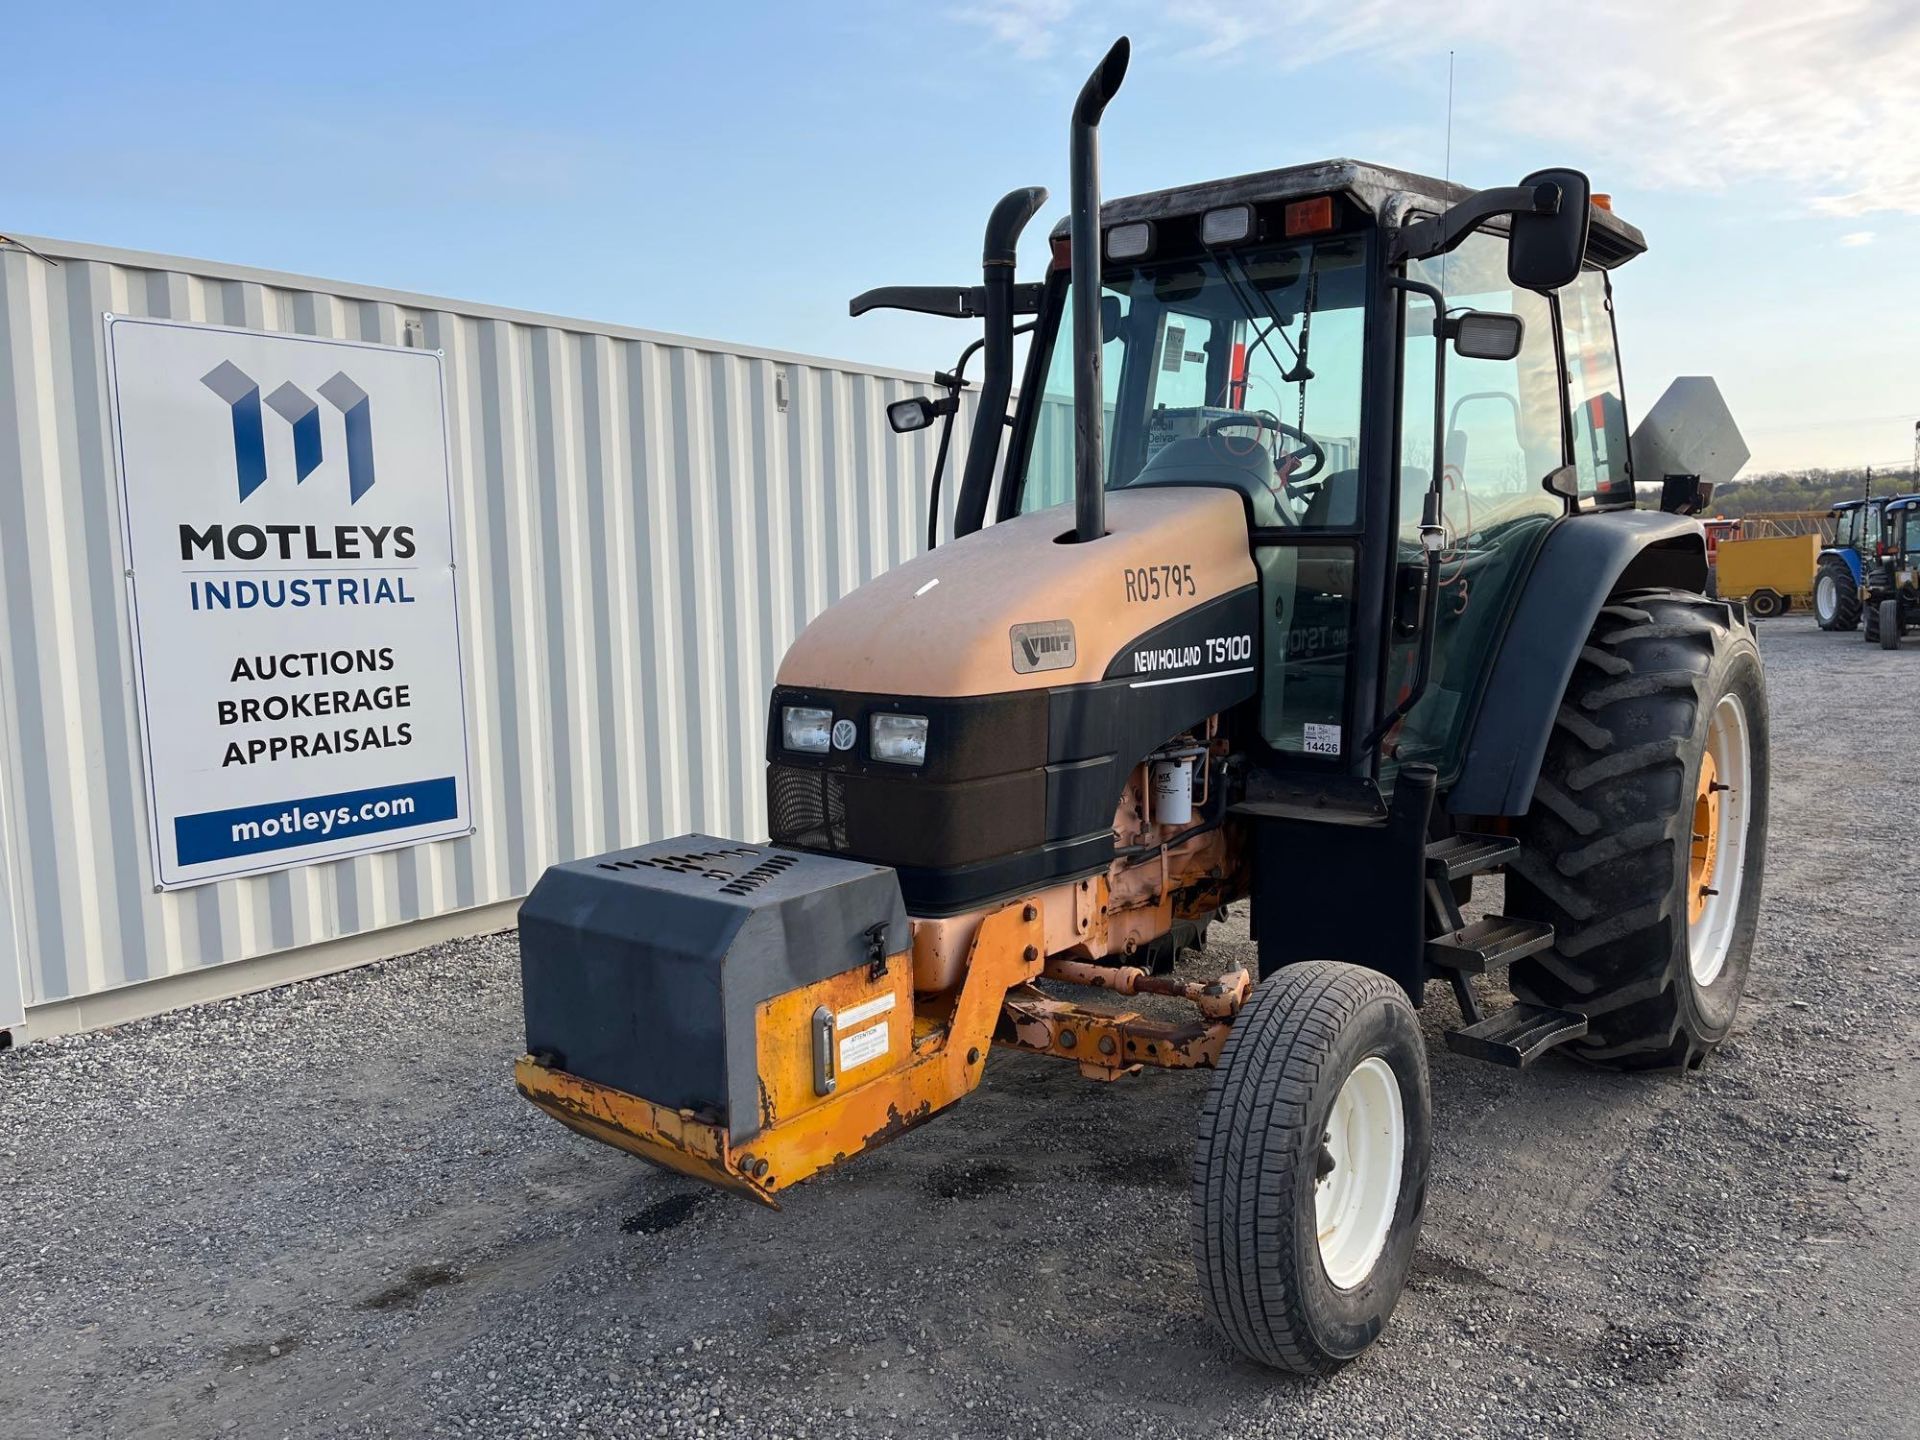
left=988, top=161, right=1646, bottom=786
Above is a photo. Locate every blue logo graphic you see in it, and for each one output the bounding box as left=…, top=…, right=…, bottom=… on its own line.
left=201, top=361, right=376, bottom=503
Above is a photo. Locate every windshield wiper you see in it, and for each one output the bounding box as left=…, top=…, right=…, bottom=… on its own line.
left=1216, top=253, right=1313, bottom=385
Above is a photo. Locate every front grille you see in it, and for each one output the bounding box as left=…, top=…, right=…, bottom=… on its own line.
left=769, top=764, right=849, bottom=852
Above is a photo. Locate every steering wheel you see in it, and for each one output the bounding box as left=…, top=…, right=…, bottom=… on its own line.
left=1204, top=413, right=1328, bottom=485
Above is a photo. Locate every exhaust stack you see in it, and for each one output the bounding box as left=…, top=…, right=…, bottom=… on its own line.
left=951, top=186, right=1050, bottom=538
left=1069, top=37, right=1130, bottom=544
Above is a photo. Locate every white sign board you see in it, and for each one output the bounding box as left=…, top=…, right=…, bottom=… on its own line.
left=105, top=317, right=472, bottom=889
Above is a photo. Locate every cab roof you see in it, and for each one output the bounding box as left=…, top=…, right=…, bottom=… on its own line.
left=1051, top=157, right=1648, bottom=271
left=1833, top=493, right=1920, bottom=513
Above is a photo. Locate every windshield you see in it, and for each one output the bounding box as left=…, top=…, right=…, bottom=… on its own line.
left=1014, top=236, right=1367, bottom=529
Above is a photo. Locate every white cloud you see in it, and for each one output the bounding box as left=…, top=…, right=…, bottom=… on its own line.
left=954, top=0, right=1081, bottom=61
left=1839, top=231, right=1876, bottom=247
left=985, top=1, right=1920, bottom=216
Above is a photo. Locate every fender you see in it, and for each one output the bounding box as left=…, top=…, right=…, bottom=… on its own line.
left=1820, top=545, right=1864, bottom=587
left=1447, top=509, right=1709, bottom=817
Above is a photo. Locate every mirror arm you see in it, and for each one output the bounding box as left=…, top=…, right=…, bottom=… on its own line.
left=849, top=283, right=1044, bottom=319
left=1391, top=182, right=1560, bottom=265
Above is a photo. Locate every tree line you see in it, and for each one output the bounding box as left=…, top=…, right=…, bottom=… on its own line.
left=1694, top=465, right=1920, bottom=518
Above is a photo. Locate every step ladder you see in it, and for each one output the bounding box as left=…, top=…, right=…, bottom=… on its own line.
left=1422, top=832, right=1587, bottom=1069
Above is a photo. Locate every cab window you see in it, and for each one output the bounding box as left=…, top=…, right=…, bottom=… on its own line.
left=1560, top=270, right=1631, bottom=504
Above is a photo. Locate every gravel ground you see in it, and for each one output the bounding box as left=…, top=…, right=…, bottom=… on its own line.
left=2, top=614, right=1915, bottom=1439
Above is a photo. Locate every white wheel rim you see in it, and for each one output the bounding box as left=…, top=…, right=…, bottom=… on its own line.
left=1688, top=692, right=1752, bottom=988
left=1314, top=1056, right=1404, bottom=1290
left=1816, top=573, right=1836, bottom=620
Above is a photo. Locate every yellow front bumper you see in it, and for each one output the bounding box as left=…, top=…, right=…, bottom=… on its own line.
left=514, top=900, right=1046, bottom=1205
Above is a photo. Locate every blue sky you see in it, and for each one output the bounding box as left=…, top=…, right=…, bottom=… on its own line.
left=8, top=1, right=1916, bottom=473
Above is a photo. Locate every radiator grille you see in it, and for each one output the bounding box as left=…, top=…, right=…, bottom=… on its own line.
left=769, top=765, right=849, bottom=852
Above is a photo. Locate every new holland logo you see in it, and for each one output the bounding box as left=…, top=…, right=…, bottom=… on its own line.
left=1010, top=619, right=1076, bottom=674
left=202, top=361, right=376, bottom=504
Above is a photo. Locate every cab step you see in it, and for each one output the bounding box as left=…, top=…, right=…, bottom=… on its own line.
left=1445, top=1003, right=1589, bottom=1068
left=1424, top=832, right=1519, bottom=882
left=1425, top=915, right=1555, bottom=974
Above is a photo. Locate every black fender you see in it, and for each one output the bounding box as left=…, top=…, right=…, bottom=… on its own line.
left=1447, top=510, right=1709, bottom=817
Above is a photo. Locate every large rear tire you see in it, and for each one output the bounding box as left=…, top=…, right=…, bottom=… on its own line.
left=1814, top=559, right=1858, bottom=631
left=1506, top=590, right=1768, bottom=1070
left=1192, top=962, right=1431, bottom=1374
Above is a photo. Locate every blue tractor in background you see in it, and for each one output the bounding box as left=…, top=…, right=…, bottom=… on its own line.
left=1815, top=493, right=1920, bottom=635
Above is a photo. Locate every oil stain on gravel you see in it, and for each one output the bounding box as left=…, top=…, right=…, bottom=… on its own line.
left=357, top=1263, right=462, bottom=1311
left=620, top=1191, right=709, bottom=1234
left=924, top=1159, right=1022, bottom=1199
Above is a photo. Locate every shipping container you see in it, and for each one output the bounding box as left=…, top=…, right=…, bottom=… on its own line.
left=0, top=233, right=980, bottom=1038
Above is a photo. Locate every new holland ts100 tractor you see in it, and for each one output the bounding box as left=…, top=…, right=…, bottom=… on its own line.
left=515, top=39, right=1768, bottom=1372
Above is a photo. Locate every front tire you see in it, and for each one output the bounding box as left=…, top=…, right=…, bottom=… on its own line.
left=1814, top=560, right=1858, bottom=631
left=1507, top=590, right=1768, bottom=1070
left=1880, top=599, right=1901, bottom=650
left=1746, top=587, right=1782, bottom=619
left=1192, top=962, right=1431, bottom=1374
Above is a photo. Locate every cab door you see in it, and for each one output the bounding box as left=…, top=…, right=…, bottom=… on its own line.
left=1385, top=231, right=1566, bottom=778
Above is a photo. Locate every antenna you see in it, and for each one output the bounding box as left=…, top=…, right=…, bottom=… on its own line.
left=1444, top=51, right=1456, bottom=185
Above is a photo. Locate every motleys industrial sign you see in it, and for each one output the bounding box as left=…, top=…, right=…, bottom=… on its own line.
left=105, top=316, right=472, bottom=888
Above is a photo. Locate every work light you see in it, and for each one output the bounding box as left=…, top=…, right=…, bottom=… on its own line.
left=781, top=705, right=834, bottom=754
left=870, top=713, right=929, bottom=766
left=1201, top=205, right=1254, bottom=247
left=1106, top=222, right=1153, bottom=261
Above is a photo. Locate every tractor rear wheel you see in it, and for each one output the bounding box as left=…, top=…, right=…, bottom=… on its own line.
left=1814, top=560, right=1858, bottom=630
left=1506, top=590, right=1767, bottom=1070
left=1192, top=961, right=1431, bottom=1374
left=1880, top=599, right=1901, bottom=650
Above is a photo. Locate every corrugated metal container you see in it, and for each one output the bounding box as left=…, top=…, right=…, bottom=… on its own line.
left=0, top=234, right=980, bottom=1034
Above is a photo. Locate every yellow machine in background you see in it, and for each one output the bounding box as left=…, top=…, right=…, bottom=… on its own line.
left=1713, top=532, right=1818, bottom=618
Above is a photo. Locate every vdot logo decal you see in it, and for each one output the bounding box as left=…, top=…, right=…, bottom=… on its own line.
left=201, top=360, right=376, bottom=502
left=1010, top=619, right=1076, bottom=674
left=105, top=315, right=472, bottom=890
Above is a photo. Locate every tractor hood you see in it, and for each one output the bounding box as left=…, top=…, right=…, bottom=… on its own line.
left=777, top=487, right=1257, bottom=698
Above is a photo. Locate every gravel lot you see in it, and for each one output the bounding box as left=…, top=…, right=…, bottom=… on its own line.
left=3, top=614, right=1915, bottom=1439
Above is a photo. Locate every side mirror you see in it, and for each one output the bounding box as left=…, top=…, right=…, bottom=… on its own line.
left=1100, top=295, right=1124, bottom=344
left=1508, top=168, right=1592, bottom=292
left=887, top=394, right=958, bottom=435
left=1446, top=310, right=1524, bottom=362
left=1542, top=464, right=1580, bottom=500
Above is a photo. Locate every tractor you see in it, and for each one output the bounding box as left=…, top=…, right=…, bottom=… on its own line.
left=513, top=38, right=1768, bottom=1374
left=1817, top=493, right=1913, bottom=631
left=1861, top=495, right=1920, bottom=649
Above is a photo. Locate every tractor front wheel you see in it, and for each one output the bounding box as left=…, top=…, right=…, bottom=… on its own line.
left=1814, top=560, right=1859, bottom=630
left=1880, top=599, right=1902, bottom=650
left=1192, top=962, right=1431, bottom=1374
left=1507, top=590, right=1767, bottom=1069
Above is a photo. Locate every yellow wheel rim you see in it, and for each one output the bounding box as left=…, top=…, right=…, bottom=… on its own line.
left=1688, top=749, right=1720, bottom=926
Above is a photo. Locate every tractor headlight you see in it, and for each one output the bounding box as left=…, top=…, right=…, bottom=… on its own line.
left=870, top=713, right=929, bottom=767
left=781, top=705, right=834, bottom=754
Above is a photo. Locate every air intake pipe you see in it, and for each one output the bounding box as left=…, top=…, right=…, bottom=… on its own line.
left=951, top=185, right=1050, bottom=537
left=1068, top=37, right=1130, bottom=544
